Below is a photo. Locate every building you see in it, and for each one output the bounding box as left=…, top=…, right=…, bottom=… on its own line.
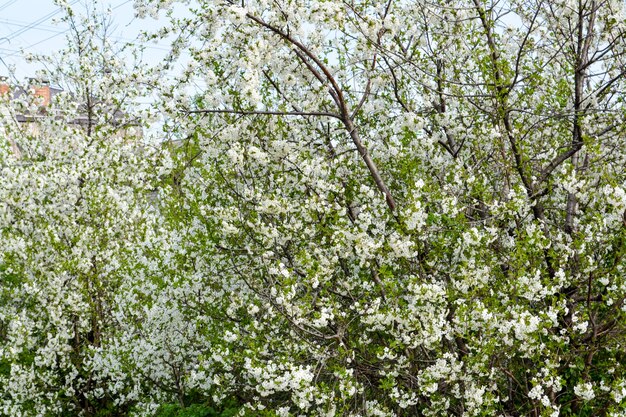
left=0, top=76, right=141, bottom=158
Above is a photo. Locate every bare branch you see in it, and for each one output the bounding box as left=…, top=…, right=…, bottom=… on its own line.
left=185, top=108, right=343, bottom=120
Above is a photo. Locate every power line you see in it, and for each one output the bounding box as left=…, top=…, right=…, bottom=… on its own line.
left=3, top=0, right=80, bottom=42
left=0, top=18, right=171, bottom=52
left=112, top=0, right=132, bottom=10
left=0, top=18, right=63, bottom=35
left=4, top=31, right=66, bottom=57
left=3, top=32, right=172, bottom=59
left=0, top=0, right=18, bottom=13
left=2, top=0, right=169, bottom=59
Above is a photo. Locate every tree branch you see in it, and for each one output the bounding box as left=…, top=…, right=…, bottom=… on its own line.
left=243, top=10, right=398, bottom=211
left=185, top=108, right=343, bottom=120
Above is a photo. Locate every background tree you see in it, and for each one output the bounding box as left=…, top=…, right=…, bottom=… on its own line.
left=0, top=1, right=161, bottom=415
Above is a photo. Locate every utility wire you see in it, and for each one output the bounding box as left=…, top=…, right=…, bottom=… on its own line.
left=3, top=0, right=80, bottom=42
left=0, top=18, right=63, bottom=35
left=0, top=0, right=18, bottom=13
left=2, top=0, right=158, bottom=59
left=112, top=0, right=132, bottom=10
left=0, top=17, right=170, bottom=52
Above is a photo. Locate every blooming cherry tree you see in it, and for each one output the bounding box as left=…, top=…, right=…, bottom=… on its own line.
left=1, top=0, right=626, bottom=416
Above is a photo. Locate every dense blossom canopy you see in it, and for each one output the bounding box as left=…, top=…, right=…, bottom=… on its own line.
left=1, top=0, right=626, bottom=416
